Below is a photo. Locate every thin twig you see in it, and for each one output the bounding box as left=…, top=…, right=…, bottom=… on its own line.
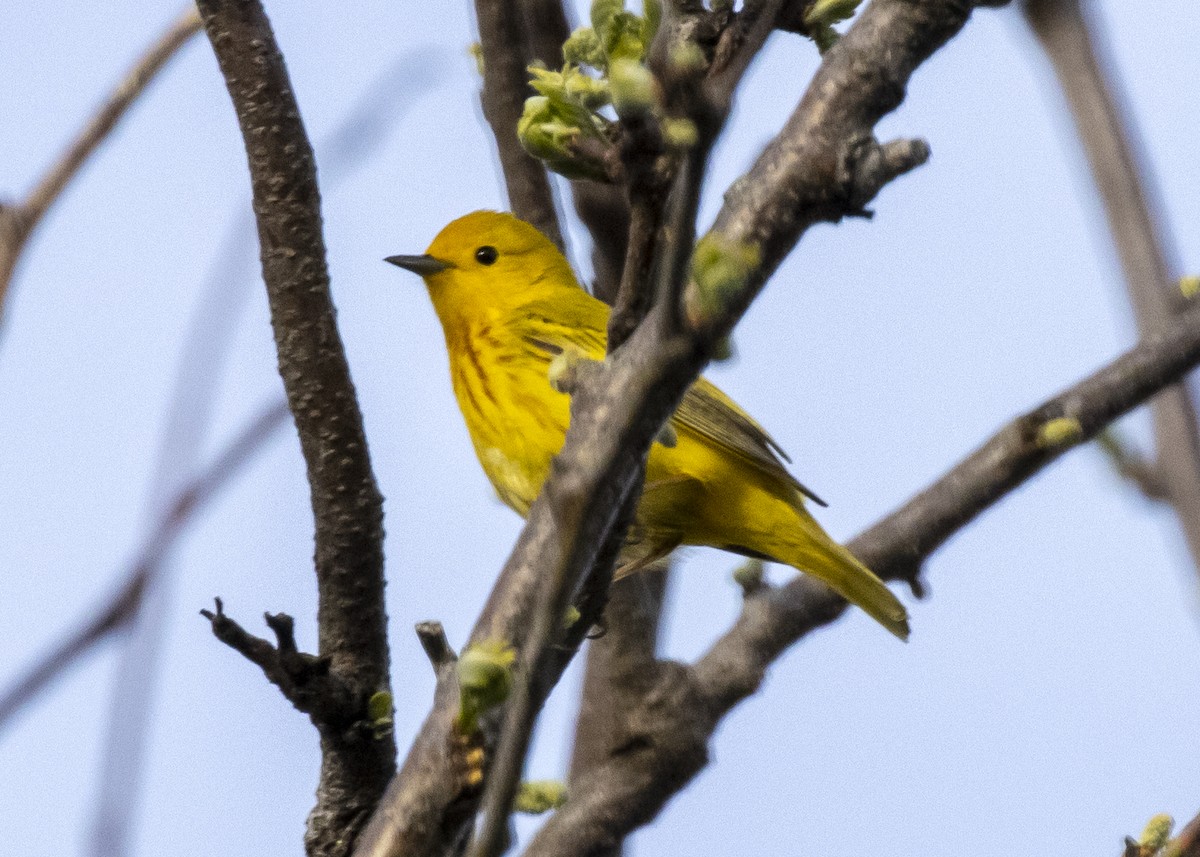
left=1023, top=0, right=1200, bottom=578
left=416, top=622, right=457, bottom=672
left=195, top=2, right=394, bottom=855
left=524, top=295, right=1200, bottom=857
left=0, top=5, right=201, bottom=315
left=1096, top=429, right=1170, bottom=500
left=0, top=576, right=145, bottom=735
left=0, top=400, right=289, bottom=735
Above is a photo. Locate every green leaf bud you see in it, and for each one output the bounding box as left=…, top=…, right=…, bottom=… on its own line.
left=590, top=0, right=624, bottom=34
left=563, top=26, right=606, bottom=69
left=642, top=0, right=662, bottom=46
left=609, top=58, right=658, bottom=117
left=810, top=25, right=840, bottom=54
left=592, top=2, right=648, bottom=63
left=1036, top=417, right=1084, bottom=450
left=367, top=691, right=393, bottom=723
left=514, top=780, right=568, bottom=814
left=688, top=233, right=761, bottom=322
left=803, top=0, right=862, bottom=28
left=456, top=639, right=516, bottom=733
left=668, top=41, right=707, bottom=77
left=732, top=558, right=765, bottom=594
left=661, top=117, right=698, bottom=148
left=1139, top=815, right=1174, bottom=854
left=518, top=95, right=610, bottom=182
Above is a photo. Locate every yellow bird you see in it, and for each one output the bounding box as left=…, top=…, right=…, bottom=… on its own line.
left=387, top=211, right=908, bottom=639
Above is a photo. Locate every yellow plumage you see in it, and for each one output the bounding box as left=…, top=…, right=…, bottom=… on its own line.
left=387, top=210, right=908, bottom=640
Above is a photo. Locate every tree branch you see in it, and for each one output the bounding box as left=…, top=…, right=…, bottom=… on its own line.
left=195, top=2, right=393, bottom=855
left=1022, top=0, right=1200, bottom=576
left=0, top=5, right=201, bottom=321
left=565, top=566, right=669, bottom=857
left=475, top=0, right=565, bottom=249
left=524, top=293, right=1200, bottom=857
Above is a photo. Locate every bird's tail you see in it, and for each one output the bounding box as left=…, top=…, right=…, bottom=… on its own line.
left=769, top=507, right=910, bottom=641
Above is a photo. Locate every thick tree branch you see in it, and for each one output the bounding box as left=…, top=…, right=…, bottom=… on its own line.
left=1022, top=0, right=1200, bottom=576
left=195, top=2, right=394, bottom=855
left=475, top=0, right=564, bottom=249
left=566, top=566, right=669, bottom=857
left=87, top=53, right=439, bottom=857
left=0, top=5, right=201, bottom=320
left=525, top=294, right=1200, bottom=857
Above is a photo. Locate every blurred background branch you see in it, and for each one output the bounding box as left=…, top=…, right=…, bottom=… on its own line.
left=1024, top=0, right=1200, bottom=575
left=0, top=5, right=201, bottom=322
left=0, top=399, right=288, bottom=736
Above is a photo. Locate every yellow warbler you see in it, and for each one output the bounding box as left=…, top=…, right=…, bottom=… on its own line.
left=387, top=211, right=908, bottom=639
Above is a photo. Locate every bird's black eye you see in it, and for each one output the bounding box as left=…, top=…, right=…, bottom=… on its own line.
left=475, top=245, right=498, bottom=265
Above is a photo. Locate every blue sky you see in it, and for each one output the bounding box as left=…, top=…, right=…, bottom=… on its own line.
left=1, top=2, right=1198, bottom=856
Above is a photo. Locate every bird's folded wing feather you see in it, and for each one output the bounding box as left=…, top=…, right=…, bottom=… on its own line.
left=673, top=379, right=826, bottom=506
left=510, top=291, right=825, bottom=506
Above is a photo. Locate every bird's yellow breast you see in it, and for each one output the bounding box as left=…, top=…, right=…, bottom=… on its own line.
left=446, top=319, right=570, bottom=516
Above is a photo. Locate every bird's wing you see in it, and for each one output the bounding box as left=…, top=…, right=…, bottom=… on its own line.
left=511, top=291, right=825, bottom=506
left=672, top=378, right=827, bottom=507
left=509, top=291, right=609, bottom=362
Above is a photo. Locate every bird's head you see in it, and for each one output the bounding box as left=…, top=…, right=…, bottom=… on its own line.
left=386, top=210, right=579, bottom=324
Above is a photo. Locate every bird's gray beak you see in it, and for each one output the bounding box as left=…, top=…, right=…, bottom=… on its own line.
left=384, top=254, right=450, bottom=276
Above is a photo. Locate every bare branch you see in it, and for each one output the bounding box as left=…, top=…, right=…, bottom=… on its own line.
left=475, top=0, right=565, bottom=249
left=200, top=602, right=362, bottom=724
left=1022, top=0, right=1200, bottom=577
left=0, top=6, right=201, bottom=316
left=705, top=0, right=787, bottom=109
left=525, top=295, right=1200, bottom=857
left=1096, top=429, right=1170, bottom=501
left=416, top=622, right=457, bottom=673
left=517, top=0, right=573, bottom=73
left=194, top=1, right=393, bottom=854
